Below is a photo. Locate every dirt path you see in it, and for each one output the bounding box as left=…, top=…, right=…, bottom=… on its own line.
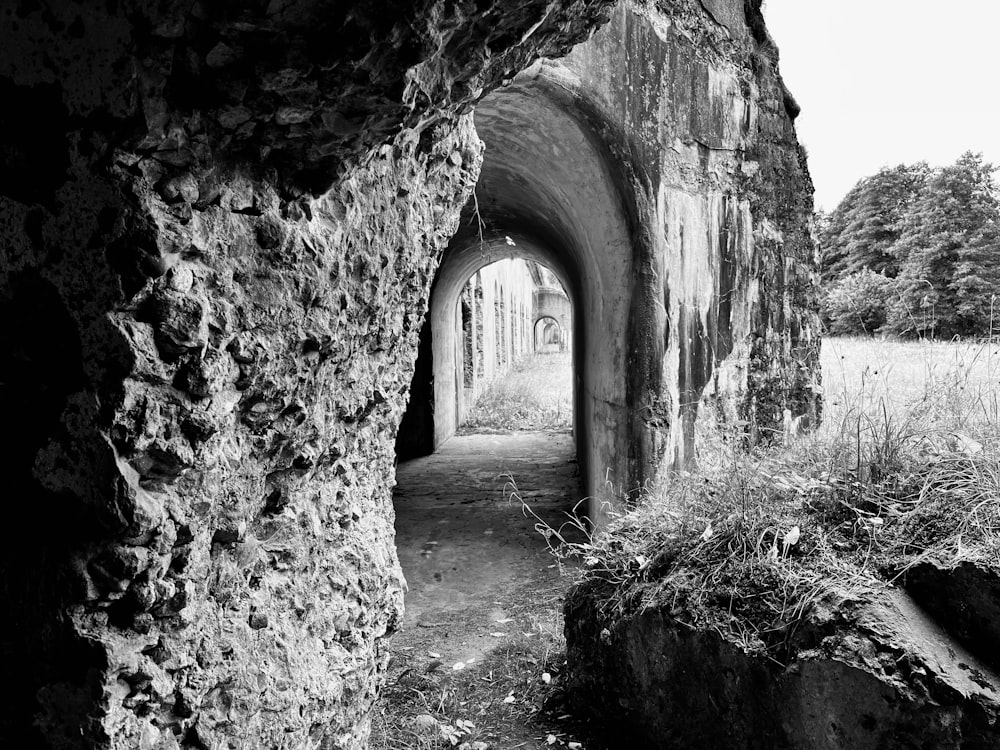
left=373, top=430, right=594, bottom=749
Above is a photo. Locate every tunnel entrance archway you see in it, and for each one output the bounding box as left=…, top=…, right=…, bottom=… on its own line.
left=427, top=238, right=578, bottom=443
left=396, top=68, right=641, bottom=521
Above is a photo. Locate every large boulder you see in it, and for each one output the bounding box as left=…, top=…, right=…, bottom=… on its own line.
left=564, top=447, right=1000, bottom=749
left=566, top=582, right=999, bottom=749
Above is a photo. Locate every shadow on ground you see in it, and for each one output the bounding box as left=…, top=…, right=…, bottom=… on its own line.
left=374, top=431, right=610, bottom=749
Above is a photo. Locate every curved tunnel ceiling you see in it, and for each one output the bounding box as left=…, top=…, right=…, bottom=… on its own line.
left=434, top=234, right=574, bottom=317
left=447, top=72, right=634, bottom=314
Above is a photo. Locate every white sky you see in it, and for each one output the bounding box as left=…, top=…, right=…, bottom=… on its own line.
left=763, top=0, right=1000, bottom=211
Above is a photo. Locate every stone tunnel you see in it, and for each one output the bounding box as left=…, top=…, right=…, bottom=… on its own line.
left=0, top=0, right=819, bottom=747
left=394, top=255, right=549, bottom=459
left=533, top=283, right=572, bottom=353
left=397, top=6, right=820, bottom=519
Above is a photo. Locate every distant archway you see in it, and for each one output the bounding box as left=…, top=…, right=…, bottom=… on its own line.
left=534, top=315, right=564, bottom=352
left=452, top=257, right=555, bottom=426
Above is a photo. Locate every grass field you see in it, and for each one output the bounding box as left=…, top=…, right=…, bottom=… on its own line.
left=464, top=337, right=1000, bottom=438
left=820, top=336, right=1000, bottom=440
left=799, top=335, right=1000, bottom=497
left=461, top=351, right=573, bottom=432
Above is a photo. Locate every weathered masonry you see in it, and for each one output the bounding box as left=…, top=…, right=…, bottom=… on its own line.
left=0, top=1, right=817, bottom=747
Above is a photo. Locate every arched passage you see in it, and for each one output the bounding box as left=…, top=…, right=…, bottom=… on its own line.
left=427, top=235, right=577, bottom=444
left=397, top=69, right=640, bottom=522
left=534, top=315, right=564, bottom=352
left=453, top=256, right=547, bottom=424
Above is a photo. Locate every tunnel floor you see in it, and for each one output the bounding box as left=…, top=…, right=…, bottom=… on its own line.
left=392, top=430, right=582, bottom=666
left=378, top=430, right=587, bottom=746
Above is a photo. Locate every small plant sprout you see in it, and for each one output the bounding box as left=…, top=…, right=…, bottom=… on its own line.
left=781, top=525, right=800, bottom=557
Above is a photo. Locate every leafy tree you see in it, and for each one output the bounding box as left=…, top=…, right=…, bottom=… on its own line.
left=887, top=152, right=1000, bottom=338
left=819, top=182, right=863, bottom=278
left=952, top=212, right=1000, bottom=334
left=813, top=209, right=830, bottom=244
left=820, top=164, right=929, bottom=281
left=822, top=269, right=894, bottom=335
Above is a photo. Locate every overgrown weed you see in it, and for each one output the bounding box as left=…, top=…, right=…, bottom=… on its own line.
left=565, top=336, right=1000, bottom=661
left=462, top=352, right=572, bottom=432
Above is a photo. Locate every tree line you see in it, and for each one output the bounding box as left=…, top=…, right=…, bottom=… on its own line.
left=819, top=152, right=1000, bottom=338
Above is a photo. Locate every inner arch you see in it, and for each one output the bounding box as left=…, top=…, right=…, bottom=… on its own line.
left=429, top=232, right=577, bottom=436
left=473, top=76, right=636, bottom=513
left=535, top=316, right=565, bottom=352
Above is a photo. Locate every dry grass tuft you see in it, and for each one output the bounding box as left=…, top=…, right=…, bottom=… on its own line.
left=462, top=352, right=572, bottom=432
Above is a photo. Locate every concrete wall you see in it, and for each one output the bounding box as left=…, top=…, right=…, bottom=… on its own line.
left=413, top=0, right=820, bottom=520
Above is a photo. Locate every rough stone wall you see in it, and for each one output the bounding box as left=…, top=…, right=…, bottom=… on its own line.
left=0, top=1, right=618, bottom=747
left=4, top=112, right=482, bottom=750
left=560, top=0, right=821, bottom=476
